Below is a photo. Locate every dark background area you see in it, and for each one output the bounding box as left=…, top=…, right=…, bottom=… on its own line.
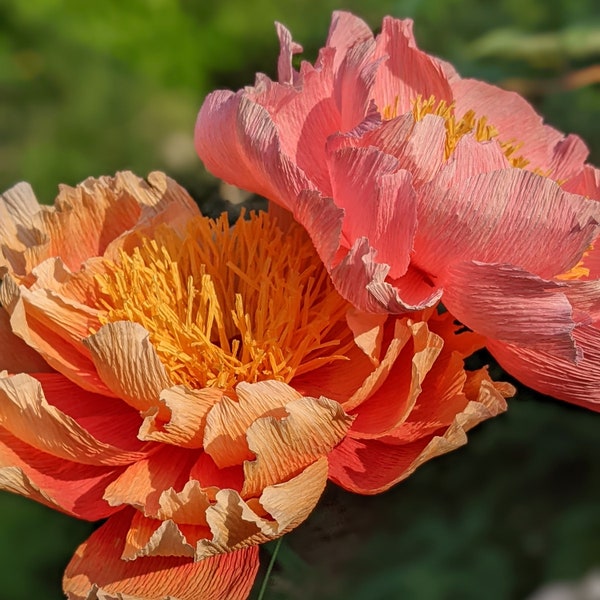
left=0, top=1, right=598, bottom=598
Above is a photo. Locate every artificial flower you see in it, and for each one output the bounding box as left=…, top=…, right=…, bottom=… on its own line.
left=0, top=171, right=510, bottom=599
left=195, top=11, right=600, bottom=411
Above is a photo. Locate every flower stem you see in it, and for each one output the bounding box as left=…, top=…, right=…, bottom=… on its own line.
left=257, top=537, right=284, bottom=600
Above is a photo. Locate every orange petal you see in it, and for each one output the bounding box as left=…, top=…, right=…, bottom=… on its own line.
left=0, top=427, right=123, bottom=520
left=84, top=322, right=172, bottom=417
left=63, top=508, right=259, bottom=600
left=349, top=318, right=443, bottom=434
left=0, top=372, right=150, bottom=466
left=241, top=396, right=353, bottom=497
left=329, top=377, right=508, bottom=494
left=203, top=380, right=301, bottom=468
left=103, top=445, right=198, bottom=517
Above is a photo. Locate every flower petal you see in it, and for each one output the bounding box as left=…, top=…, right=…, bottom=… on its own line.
left=414, top=169, right=600, bottom=279
left=203, top=380, right=301, bottom=468
left=488, top=322, right=600, bottom=412
left=0, top=427, right=122, bottom=520
left=441, top=261, right=579, bottom=358
left=0, top=372, right=150, bottom=466
left=63, top=508, right=259, bottom=600
left=241, top=396, right=353, bottom=497
left=329, top=377, right=507, bottom=494
left=84, top=322, right=172, bottom=417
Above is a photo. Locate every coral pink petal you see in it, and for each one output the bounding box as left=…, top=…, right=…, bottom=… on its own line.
left=0, top=428, right=123, bottom=520
left=63, top=508, right=259, bottom=600
left=414, top=169, right=600, bottom=279
left=440, top=261, right=578, bottom=359
left=373, top=17, right=453, bottom=115
left=275, top=22, right=303, bottom=85
left=326, top=11, right=374, bottom=73
left=195, top=91, right=311, bottom=210
left=328, top=146, right=417, bottom=278
left=488, top=323, right=600, bottom=412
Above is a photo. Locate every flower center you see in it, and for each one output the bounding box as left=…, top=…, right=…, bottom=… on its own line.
left=94, top=211, right=353, bottom=391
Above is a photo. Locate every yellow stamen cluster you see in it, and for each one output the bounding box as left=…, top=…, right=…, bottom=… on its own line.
left=383, top=94, right=529, bottom=167
left=411, top=95, right=529, bottom=167
left=95, top=211, right=354, bottom=391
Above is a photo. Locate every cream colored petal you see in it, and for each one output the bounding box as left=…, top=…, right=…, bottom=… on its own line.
left=138, top=385, right=223, bottom=448
left=156, top=480, right=213, bottom=525
left=122, top=512, right=196, bottom=560
left=84, top=322, right=172, bottom=416
left=241, top=396, right=353, bottom=497
left=203, top=380, right=302, bottom=468
left=0, top=372, right=148, bottom=466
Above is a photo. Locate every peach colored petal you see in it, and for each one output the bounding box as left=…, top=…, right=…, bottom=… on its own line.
left=138, top=385, right=224, bottom=448
left=345, top=308, right=387, bottom=364
left=30, top=373, right=151, bottom=455
left=155, top=480, right=213, bottom=526
left=0, top=372, right=150, bottom=466
left=0, top=427, right=123, bottom=520
left=342, top=318, right=413, bottom=412
left=63, top=508, right=259, bottom=600
left=84, top=322, right=172, bottom=417
left=203, top=380, right=301, bottom=468
left=241, top=396, right=353, bottom=497
left=199, top=458, right=328, bottom=558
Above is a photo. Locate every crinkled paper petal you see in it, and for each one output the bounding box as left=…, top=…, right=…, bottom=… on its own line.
left=63, top=508, right=259, bottom=600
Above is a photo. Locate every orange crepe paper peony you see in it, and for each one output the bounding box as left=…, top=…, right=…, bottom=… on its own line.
left=0, top=171, right=511, bottom=599
left=195, top=11, right=600, bottom=411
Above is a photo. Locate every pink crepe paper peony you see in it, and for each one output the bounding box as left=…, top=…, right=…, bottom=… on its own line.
left=195, top=11, right=600, bottom=411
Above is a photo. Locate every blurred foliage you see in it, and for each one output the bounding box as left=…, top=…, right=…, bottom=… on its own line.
left=0, top=0, right=599, bottom=598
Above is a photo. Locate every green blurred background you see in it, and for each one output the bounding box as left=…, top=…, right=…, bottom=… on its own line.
left=1, top=0, right=599, bottom=598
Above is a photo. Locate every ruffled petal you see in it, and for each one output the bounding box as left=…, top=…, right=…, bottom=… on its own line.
left=194, top=92, right=312, bottom=210
left=328, top=146, right=417, bottom=278
left=329, top=376, right=508, bottom=494
left=373, top=17, right=453, bottom=115
left=63, top=508, right=259, bottom=600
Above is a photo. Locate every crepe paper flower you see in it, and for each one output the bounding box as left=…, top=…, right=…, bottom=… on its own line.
left=194, top=11, right=600, bottom=411
left=0, top=172, right=511, bottom=599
